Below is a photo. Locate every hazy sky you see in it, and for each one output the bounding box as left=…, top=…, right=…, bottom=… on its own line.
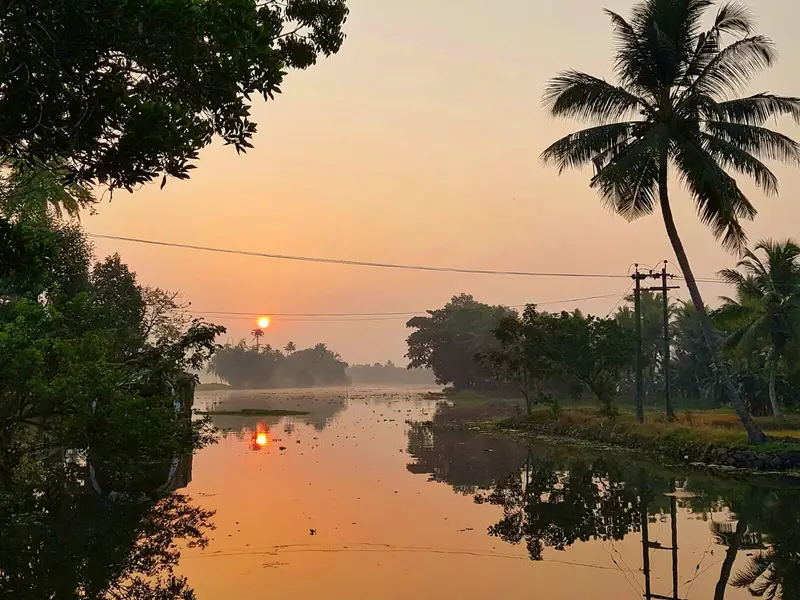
left=86, top=0, right=800, bottom=366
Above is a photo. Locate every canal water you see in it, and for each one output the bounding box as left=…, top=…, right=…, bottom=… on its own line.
left=163, top=387, right=800, bottom=600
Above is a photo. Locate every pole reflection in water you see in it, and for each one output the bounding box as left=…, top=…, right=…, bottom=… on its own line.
left=406, top=411, right=800, bottom=600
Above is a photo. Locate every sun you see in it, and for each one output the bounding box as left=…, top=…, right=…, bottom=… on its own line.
left=257, top=317, right=270, bottom=329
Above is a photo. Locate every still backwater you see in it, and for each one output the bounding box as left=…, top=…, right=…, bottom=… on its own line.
left=161, top=387, right=800, bottom=600
left=21, top=387, right=798, bottom=599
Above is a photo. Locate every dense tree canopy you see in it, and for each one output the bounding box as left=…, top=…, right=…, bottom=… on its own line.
left=406, top=294, right=517, bottom=391
left=715, top=240, right=800, bottom=418
left=1, top=0, right=349, bottom=191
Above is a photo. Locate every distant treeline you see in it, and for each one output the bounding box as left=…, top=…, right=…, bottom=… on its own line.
left=407, top=285, right=800, bottom=416
left=346, top=361, right=435, bottom=385
left=208, top=342, right=348, bottom=389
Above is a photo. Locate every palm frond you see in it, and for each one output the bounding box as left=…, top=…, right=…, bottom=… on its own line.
left=730, top=552, right=775, bottom=589
left=711, top=93, right=800, bottom=126
left=712, top=1, right=755, bottom=38
left=590, top=132, right=659, bottom=220
left=700, top=131, right=778, bottom=195
left=691, top=35, right=778, bottom=98
left=678, top=0, right=752, bottom=91
left=718, top=267, right=748, bottom=288
left=540, top=122, right=639, bottom=173
left=542, top=70, right=649, bottom=124
left=672, top=135, right=756, bottom=253
left=705, top=121, right=800, bottom=165
left=736, top=247, right=769, bottom=280
left=622, top=0, right=714, bottom=93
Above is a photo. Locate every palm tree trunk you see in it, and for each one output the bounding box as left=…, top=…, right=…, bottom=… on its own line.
left=768, top=347, right=781, bottom=419
left=713, top=517, right=749, bottom=600
left=658, top=161, right=767, bottom=444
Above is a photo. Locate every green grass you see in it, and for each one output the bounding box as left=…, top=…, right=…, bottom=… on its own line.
left=485, top=406, right=800, bottom=462
left=198, top=408, right=310, bottom=416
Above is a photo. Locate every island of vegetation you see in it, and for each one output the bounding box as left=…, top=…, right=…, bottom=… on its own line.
left=207, top=341, right=350, bottom=389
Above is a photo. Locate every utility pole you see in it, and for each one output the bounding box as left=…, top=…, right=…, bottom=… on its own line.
left=661, top=262, right=675, bottom=420
left=644, top=262, right=679, bottom=420
left=632, top=265, right=648, bottom=424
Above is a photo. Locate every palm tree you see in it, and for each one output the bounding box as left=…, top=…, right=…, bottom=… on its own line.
left=715, top=239, right=800, bottom=418
left=0, top=160, right=96, bottom=222
left=730, top=551, right=782, bottom=600
left=541, top=0, right=800, bottom=443
left=251, top=328, right=264, bottom=350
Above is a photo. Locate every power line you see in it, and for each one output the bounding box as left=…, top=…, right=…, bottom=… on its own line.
left=89, top=233, right=735, bottom=284
left=87, top=233, right=634, bottom=280
left=186, top=293, right=625, bottom=320
left=605, top=283, right=634, bottom=318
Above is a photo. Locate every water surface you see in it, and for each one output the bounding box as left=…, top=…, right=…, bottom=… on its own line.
left=170, top=387, right=800, bottom=600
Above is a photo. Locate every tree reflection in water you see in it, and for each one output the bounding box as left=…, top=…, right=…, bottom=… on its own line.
left=0, top=457, right=214, bottom=599
left=406, top=419, right=800, bottom=600
left=474, top=450, right=651, bottom=561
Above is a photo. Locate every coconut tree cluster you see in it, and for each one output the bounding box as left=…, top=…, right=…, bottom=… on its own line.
left=541, top=0, right=800, bottom=442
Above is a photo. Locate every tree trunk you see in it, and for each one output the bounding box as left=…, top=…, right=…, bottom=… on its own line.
left=658, top=161, right=767, bottom=444
left=713, top=517, right=749, bottom=600
left=768, top=347, right=781, bottom=419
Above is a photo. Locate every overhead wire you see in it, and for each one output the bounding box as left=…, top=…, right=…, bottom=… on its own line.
left=186, top=293, right=626, bottom=321
left=89, top=233, right=734, bottom=285
left=605, top=283, right=634, bottom=318
left=87, top=233, right=645, bottom=280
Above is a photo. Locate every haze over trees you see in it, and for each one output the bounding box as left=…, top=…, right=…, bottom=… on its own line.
left=406, top=294, right=517, bottom=390
left=540, top=0, right=800, bottom=442
left=347, top=361, right=436, bottom=385
left=208, top=342, right=349, bottom=389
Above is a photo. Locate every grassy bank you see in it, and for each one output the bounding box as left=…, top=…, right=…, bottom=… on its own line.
left=431, top=392, right=800, bottom=471
left=483, top=407, right=800, bottom=471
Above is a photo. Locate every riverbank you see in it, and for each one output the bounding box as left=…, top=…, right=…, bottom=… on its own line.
left=430, top=393, right=800, bottom=472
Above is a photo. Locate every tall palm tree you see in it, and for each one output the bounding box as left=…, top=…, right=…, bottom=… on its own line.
left=251, top=328, right=264, bottom=350
left=541, top=0, right=800, bottom=443
left=715, top=239, right=800, bottom=418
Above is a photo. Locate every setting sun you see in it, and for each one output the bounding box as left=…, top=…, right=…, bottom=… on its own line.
left=257, top=317, right=270, bottom=329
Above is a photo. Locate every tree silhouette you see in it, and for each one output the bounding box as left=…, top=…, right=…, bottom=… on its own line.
left=715, top=239, right=800, bottom=418
left=541, top=0, right=800, bottom=443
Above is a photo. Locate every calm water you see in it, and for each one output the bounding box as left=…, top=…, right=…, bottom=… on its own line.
left=19, top=387, right=799, bottom=599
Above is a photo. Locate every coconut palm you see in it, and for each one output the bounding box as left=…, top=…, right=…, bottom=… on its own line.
left=715, top=239, right=800, bottom=418
left=0, top=160, right=96, bottom=222
left=541, top=0, right=800, bottom=443
left=251, top=328, right=264, bottom=350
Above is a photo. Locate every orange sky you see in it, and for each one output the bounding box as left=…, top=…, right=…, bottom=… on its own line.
left=85, top=0, right=800, bottom=365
